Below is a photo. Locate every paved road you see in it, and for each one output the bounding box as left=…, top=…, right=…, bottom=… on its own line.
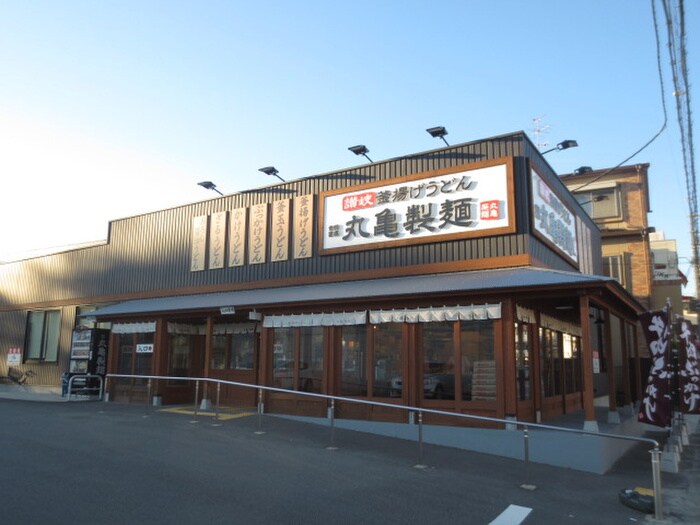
left=0, top=399, right=669, bottom=524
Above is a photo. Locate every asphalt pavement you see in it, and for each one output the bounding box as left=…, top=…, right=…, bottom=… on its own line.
left=0, top=386, right=697, bottom=524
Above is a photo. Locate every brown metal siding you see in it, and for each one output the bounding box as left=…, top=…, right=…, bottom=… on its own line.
left=0, top=132, right=601, bottom=310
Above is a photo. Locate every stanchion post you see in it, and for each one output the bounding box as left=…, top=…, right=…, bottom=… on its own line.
left=256, top=388, right=264, bottom=433
left=146, top=379, right=152, bottom=415
left=418, top=410, right=424, bottom=466
left=192, top=380, right=200, bottom=423
left=214, top=382, right=221, bottom=423
left=651, top=447, right=664, bottom=520
left=330, top=398, right=336, bottom=446
left=523, top=426, right=532, bottom=488
left=104, top=376, right=110, bottom=402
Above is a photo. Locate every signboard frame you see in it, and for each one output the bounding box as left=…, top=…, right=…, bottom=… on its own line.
left=317, top=157, right=516, bottom=255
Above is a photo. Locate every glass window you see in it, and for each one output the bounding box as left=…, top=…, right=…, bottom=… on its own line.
left=117, top=335, right=134, bottom=375
left=169, top=334, right=192, bottom=378
left=372, top=323, right=402, bottom=398
left=341, top=325, right=367, bottom=396
left=272, top=328, right=295, bottom=389
left=461, top=320, right=495, bottom=401
left=563, top=333, right=581, bottom=394
left=423, top=322, right=455, bottom=400
left=231, top=332, right=255, bottom=370
left=211, top=335, right=227, bottom=370
left=25, top=310, right=61, bottom=362
left=540, top=329, right=562, bottom=397
left=575, top=187, right=620, bottom=219
left=135, top=333, right=154, bottom=376
left=300, top=327, right=323, bottom=393
left=515, top=322, right=531, bottom=401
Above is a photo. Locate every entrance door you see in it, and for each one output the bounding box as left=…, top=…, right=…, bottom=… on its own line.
left=113, top=332, right=154, bottom=403
left=209, top=328, right=258, bottom=406
left=515, top=322, right=535, bottom=421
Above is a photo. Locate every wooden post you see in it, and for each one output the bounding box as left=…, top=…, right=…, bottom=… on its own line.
left=501, top=298, right=517, bottom=421
left=579, top=295, right=598, bottom=431
left=619, top=315, right=632, bottom=406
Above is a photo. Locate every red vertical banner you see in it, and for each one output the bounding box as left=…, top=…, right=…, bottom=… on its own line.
left=637, top=310, right=672, bottom=427
left=676, top=317, right=700, bottom=414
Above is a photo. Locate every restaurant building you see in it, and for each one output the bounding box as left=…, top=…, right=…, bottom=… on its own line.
left=0, top=131, right=645, bottom=432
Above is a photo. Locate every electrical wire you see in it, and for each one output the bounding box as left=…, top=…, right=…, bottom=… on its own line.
left=570, top=0, right=668, bottom=194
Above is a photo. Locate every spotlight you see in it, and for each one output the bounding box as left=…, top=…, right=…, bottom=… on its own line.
left=258, top=166, right=285, bottom=182
left=426, top=126, right=449, bottom=146
left=348, top=145, right=373, bottom=163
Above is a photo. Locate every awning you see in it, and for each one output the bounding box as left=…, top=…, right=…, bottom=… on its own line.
left=87, top=267, right=626, bottom=319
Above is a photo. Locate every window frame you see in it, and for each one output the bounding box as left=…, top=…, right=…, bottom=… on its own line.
left=25, top=309, right=61, bottom=362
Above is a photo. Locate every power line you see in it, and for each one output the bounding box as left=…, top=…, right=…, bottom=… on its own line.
left=568, top=0, right=669, bottom=195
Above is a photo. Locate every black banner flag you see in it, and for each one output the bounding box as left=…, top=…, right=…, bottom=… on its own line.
left=637, top=310, right=672, bottom=427
left=676, top=317, right=700, bottom=414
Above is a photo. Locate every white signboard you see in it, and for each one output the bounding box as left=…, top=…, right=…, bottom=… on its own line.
left=321, top=160, right=514, bottom=253
left=7, top=347, right=21, bottom=366
left=136, top=344, right=154, bottom=354
left=531, top=170, right=578, bottom=264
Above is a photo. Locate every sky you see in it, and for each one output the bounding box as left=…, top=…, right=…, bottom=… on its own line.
left=0, top=1, right=697, bottom=291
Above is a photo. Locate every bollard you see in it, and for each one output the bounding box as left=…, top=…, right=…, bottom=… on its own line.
left=651, top=447, right=664, bottom=520
left=146, top=379, right=152, bottom=415
left=104, top=376, right=110, bottom=402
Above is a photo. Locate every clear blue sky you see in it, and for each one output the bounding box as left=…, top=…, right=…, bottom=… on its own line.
left=0, top=1, right=697, bottom=291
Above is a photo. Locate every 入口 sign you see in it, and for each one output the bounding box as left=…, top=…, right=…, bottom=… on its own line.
left=320, top=159, right=514, bottom=254
left=136, top=344, right=154, bottom=354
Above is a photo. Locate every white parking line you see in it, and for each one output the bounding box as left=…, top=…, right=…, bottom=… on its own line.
left=488, top=504, right=533, bottom=525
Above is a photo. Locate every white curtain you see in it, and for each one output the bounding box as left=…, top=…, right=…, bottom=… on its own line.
left=369, top=304, right=501, bottom=324
left=263, top=311, right=367, bottom=328
left=112, top=321, right=157, bottom=334
left=540, top=314, right=582, bottom=336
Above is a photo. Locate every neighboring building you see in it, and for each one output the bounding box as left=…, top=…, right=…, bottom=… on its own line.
left=561, top=164, right=654, bottom=307
left=649, top=233, right=685, bottom=315
left=1, top=131, right=645, bottom=436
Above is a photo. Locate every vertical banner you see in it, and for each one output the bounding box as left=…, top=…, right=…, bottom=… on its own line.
left=229, top=208, right=247, bottom=267
left=208, top=211, right=227, bottom=269
left=638, top=310, right=672, bottom=427
left=676, top=317, right=700, bottom=414
left=248, top=203, right=268, bottom=265
left=190, top=215, right=208, bottom=271
left=293, top=195, right=313, bottom=259
left=271, top=199, right=290, bottom=262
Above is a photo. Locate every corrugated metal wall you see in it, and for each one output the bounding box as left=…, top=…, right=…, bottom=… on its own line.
left=1, top=132, right=557, bottom=306
left=0, top=131, right=604, bottom=386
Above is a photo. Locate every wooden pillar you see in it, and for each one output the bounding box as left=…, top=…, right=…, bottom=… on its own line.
left=619, top=316, right=632, bottom=406
left=602, top=309, right=619, bottom=423
left=501, top=299, right=517, bottom=420
left=201, top=316, right=213, bottom=403
left=151, top=319, right=168, bottom=401
left=633, top=322, right=643, bottom=402
left=531, top=312, right=542, bottom=422
left=579, top=295, right=598, bottom=431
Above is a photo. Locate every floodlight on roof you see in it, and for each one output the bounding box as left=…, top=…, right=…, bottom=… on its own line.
left=542, top=139, right=578, bottom=155
left=197, top=181, right=223, bottom=196
left=258, top=166, right=285, bottom=182
left=426, top=126, right=449, bottom=146
left=348, top=145, right=373, bottom=163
